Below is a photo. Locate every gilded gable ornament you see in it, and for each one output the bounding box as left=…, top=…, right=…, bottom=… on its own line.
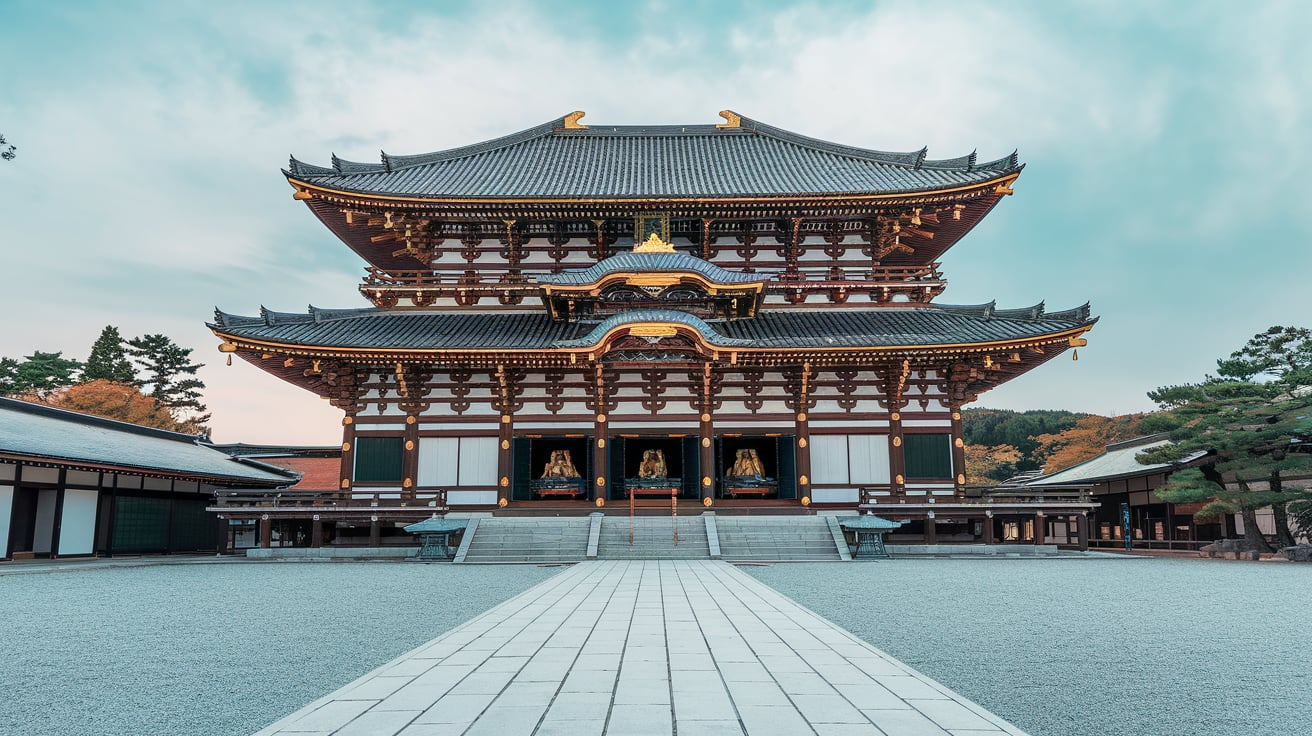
left=634, top=231, right=676, bottom=253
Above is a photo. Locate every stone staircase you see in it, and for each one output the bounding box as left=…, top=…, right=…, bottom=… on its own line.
left=458, top=517, right=590, bottom=563
left=596, top=516, right=711, bottom=560
left=715, top=516, right=843, bottom=562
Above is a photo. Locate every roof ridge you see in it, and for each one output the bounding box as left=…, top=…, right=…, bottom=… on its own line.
left=0, top=396, right=206, bottom=444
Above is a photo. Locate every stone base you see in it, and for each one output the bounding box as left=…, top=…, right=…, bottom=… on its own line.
left=246, top=547, right=418, bottom=560
left=888, top=544, right=1059, bottom=556
left=1279, top=545, right=1312, bottom=562
left=1200, top=539, right=1265, bottom=560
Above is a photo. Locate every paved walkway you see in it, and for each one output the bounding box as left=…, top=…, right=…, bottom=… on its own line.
left=254, top=561, right=1027, bottom=736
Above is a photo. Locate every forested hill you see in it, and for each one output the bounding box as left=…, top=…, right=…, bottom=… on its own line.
left=961, top=408, right=1149, bottom=484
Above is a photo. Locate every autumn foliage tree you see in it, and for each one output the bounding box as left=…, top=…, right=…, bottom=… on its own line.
left=1033, top=413, right=1148, bottom=474
left=42, top=380, right=205, bottom=434
left=964, top=443, right=1023, bottom=485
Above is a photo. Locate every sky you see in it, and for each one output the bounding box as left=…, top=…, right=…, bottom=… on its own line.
left=1, top=0, right=1310, bottom=444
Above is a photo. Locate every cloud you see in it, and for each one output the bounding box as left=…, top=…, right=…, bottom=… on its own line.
left=1, top=1, right=1309, bottom=442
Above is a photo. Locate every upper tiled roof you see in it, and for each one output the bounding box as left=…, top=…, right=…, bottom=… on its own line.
left=0, top=398, right=297, bottom=485
left=536, top=252, right=774, bottom=287
left=286, top=111, right=1021, bottom=200
left=211, top=303, right=1094, bottom=352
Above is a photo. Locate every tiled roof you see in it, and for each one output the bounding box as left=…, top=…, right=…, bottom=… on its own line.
left=286, top=111, right=1020, bottom=199
left=211, top=303, right=1094, bottom=352
left=1027, top=434, right=1200, bottom=486
left=0, top=398, right=296, bottom=485
left=536, top=252, right=774, bottom=287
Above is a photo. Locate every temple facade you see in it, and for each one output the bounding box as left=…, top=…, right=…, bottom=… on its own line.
left=209, top=111, right=1097, bottom=543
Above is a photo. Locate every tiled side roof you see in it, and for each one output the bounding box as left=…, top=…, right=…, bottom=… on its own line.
left=536, top=252, right=775, bottom=286
left=0, top=398, right=296, bottom=485
left=212, top=303, right=1094, bottom=352
left=285, top=111, right=1020, bottom=199
left=1027, top=434, right=1206, bottom=486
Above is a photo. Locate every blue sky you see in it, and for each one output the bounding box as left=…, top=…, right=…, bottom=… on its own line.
left=1, top=0, right=1309, bottom=443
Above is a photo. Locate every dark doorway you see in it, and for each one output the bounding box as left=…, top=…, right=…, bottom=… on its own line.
left=8, top=487, right=40, bottom=556
left=609, top=436, right=699, bottom=500
left=513, top=437, right=591, bottom=501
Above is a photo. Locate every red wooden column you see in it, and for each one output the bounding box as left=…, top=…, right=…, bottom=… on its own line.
left=1076, top=512, right=1090, bottom=551
left=339, top=414, right=357, bottom=499
left=699, top=364, right=715, bottom=506
left=592, top=365, right=609, bottom=504
left=496, top=365, right=514, bottom=506
left=924, top=514, right=937, bottom=544
left=259, top=515, right=272, bottom=548
left=949, top=403, right=968, bottom=491
left=794, top=362, right=813, bottom=503
left=983, top=510, right=996, bottom=544
left=885, top=362, right=907, bottom=497
left=1035, top=512, right=1047, bottom=545
left=402, top=414, right=419, bottom=500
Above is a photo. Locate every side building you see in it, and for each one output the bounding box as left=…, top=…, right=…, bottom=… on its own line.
left=209, top=111, right=1096, bottom=545
left=0, top=398, right=296, bottom=560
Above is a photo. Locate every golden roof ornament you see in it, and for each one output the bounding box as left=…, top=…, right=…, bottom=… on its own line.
left=634, top=231, right=676, bottom=253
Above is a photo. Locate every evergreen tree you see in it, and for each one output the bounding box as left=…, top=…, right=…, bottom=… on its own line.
left=83, top=325, right=136, bottom=383
left=0, top=351, right=82, bottom=398
left=1140, top=326, right=1312, bottom=551
left=0, top=133, right=14, bottom=161
left=125, top=334, right=210, bottom=428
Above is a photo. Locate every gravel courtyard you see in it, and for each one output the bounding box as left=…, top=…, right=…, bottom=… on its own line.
left=0, top=561, right=558, bottom=736
left=748, top=557, right=1312, bottom=736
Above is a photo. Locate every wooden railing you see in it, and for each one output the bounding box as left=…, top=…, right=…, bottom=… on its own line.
left=860, top=486, right=1093, bottom=506
left=212, top=488, right=447, bottom=509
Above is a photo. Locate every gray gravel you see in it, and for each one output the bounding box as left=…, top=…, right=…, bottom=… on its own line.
left=0, top=561, right=558, bottom=735
left=746, top=557, right=1312, bottom=736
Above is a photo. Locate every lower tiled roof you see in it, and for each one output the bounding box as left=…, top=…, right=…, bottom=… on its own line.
left=212, top=304, right=1095, bottom=352
left=0, top=398, right=297, bottom=485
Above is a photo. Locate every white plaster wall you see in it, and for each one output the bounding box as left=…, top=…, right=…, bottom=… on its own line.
left=448, top=490, right=498, bottom=506
left=811, top=488, right=859, bottom=503
left=66, top=470, right=99, bottom=487
left=417, top=437, right=459, bottom=487
left=23, top=466, right=59, bottom=484
left=144, top=477, right=172, bottom=491
left=810, top=435, right=850, bottom=485
left=458, top=437, right=498, bottom=486
left=0, top=485, right=12, bottom=558
left=0, top=464, right=14, bottom=481
left=848, top=435, right=891, bottom=485
left=903, top=419, right=953, bottom=428
left=57, top=488, right=99, bottom=557
left=117, top=475, right=143, bottom=490
left=32, top=489, right=58, bottom=555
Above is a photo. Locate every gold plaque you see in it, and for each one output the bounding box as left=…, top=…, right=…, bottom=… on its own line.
left=403, top=478, right=412, bottom=488
left=893, top=436, right=902, bottom=447
left=700, top=413, right=711, bottom=423
left=340, top=479, right=350, bottom=489
left=405, top=415, right=416, bottom=425
left=957, top=474, right=966, bottom=484
left=405, top=440, right=415, bottom=451
left=702, top=476, right=712, bottom=487
left=597, top=438, right=606, bottom=448
left=629, top=325, right=678, bottom=337
left=596, top=476, right=606, bottom=487
left=955, top=438, right=964, bottom=448
left=501, top=415, right=511, bottom=424
left=343, top=416, right=353, bottom=425
left=801, top=496, right=811, bottom=506
left=501, top=439, right=510, bottom=450
left=596, top=498, right=606, bottom=507
left=498, top=498, right=508, bottom=507
left=895, top=474, right=904, bottom=484
left=500, top=476, right=509, bottom=487
left=799, top=474, right=809, bottom=486
left=797, top=413, right=807, bottom=422
left=341, top=442, right=351, bottom=452
left=701, top=437, right=711, bottom=448
left=702, top=496, right=713, bottom=507
left=891, top=412, right=900, bottom=421
left=798, top=438, right=807, bottom=448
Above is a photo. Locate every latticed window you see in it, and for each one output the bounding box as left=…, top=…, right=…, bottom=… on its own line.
left=354, top=436, right=404, bottom=482
left=904, top=433, right=952, bottom=480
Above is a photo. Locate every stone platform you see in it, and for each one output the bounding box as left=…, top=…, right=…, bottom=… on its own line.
left=254, top=561, right=1027, bottom=736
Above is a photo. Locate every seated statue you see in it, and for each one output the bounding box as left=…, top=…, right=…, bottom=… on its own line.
left=727, top=448, right=767, bottom=479
left=638, top=449, right=668, bottom=478
left=541, top=450, right=582, bottom=479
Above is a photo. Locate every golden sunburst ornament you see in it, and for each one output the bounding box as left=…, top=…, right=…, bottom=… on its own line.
left=634, top=231, right=676, bottom=253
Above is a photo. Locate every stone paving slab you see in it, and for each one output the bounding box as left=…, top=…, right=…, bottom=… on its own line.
left=253, top=561, right=1028, bottom=736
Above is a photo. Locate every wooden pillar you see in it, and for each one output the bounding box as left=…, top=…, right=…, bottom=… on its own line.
left=924, top=516, right=937, bottom=545
left=1034, top=512, right=1046, bottom=545
left=369, top=519, right=381, bottom=547
left=795, top=362, right=812, bottom=503
left=216, top=518, right=230, bottom=554
left=1075, top=512, right=1089, bottom=551
left=259, top=516, right=272, bottom=549
left=311, top=516, right=323, bottom=548
left=949, top=404, right=967, bottom=492
left=496, top=364, right=513, bottom=506
left=983, top=512, right=996, bottom=544
left=593, top=365, right=609, bottom=503
left=403, top=414, right=419, bottom=500
left=699, top=364, right=715, bottom=506
left=340, top=414, right=357, bottom=499
left=888, top=410, right=906, bottom=496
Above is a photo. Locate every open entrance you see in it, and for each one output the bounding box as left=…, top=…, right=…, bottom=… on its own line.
left=7, top=487, right=57, bottom=558
left=512, top=436, right=591, bottom=501
left=716, top=436, right=796, bottom=500
left=608, top=436, right=700, bottom=500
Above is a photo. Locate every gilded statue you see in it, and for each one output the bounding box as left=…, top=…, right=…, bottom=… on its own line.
left=638, top=449, right=668, bottom=478
left=540, top=449, right=581, bottom=479
left=727, top=448, right=766, bottom=478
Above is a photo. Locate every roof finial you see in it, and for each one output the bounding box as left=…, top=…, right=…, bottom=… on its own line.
left=564, top=111, right=588, bottom=129
left=716, top=110, right=742, bottom=129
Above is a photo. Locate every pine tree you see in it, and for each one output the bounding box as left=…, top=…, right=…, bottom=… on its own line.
left=0, top=351, right=82, bottom=398
left=125, top=334, right=210, bottom=428
left=83, top=325, right=136, bottom=383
